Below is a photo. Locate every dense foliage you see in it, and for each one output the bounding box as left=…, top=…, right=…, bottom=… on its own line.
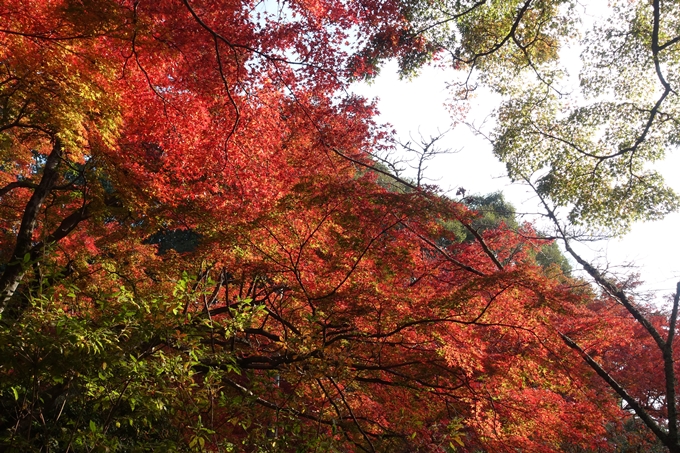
left=1, top=1, right=679, bottom=452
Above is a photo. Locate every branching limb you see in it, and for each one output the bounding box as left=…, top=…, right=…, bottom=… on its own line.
left=559, top=332, right=671, bottom=447
left=527, top=175, right=680, bottom=450
left=0, top=181, right=39, bottom=197
left=460, top=221, right=504, bottom=270
left=329, top=377, right=376, bottom=453
left=395, top=128, right=452, bottom=188
left=664, top=282, right=680, bottom=443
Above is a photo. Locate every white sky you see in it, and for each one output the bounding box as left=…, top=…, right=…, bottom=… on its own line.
left=352, top=60, right=680, bottom=302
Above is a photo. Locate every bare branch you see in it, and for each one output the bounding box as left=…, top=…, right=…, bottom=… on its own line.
left=395, top=128, right=452, bottom=188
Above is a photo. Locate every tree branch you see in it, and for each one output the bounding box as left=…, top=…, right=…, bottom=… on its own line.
left=560, top=332, right=671, bottom=446
left=0, top=138, right=63, bottom=313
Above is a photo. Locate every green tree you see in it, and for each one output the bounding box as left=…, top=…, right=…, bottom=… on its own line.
left=489, top=1, right=680, bottom=232
left=398, top=0, right=680, bottom=232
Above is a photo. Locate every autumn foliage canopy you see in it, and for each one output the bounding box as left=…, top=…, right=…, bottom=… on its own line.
left=0, top=1, right=676, bottom=452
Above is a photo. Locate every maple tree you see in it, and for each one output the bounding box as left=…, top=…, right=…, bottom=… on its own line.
left=0, top=0, right=668, bottom=452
